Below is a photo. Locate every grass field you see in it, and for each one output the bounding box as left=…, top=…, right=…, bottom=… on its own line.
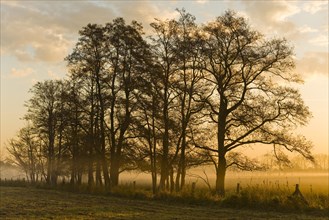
left=0, top=186, right=328, bottom=219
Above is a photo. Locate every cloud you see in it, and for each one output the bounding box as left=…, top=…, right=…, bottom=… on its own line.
left=10, top=67, right=34, bottom=78
left=296, top=52, right=329, bottom=76
left=109, top=1, right=178, bottom=33
left=302, top=1, right=328, bottom=14
left=1, top=2, right=75, bottom=63
left=242, top=1, right=300, bottom=35
left=1, top=1, right=178, bottom=64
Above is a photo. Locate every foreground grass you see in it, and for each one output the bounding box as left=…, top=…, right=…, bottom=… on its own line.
left=0, top=186, right=328, bottom=219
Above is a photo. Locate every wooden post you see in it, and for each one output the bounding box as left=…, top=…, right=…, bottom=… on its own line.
left=292, top=184, right=301, bottom=196
left=291, top=184, right=308, bottom=205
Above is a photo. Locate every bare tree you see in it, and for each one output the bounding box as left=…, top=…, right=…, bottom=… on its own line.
left=7, top=125, right=42, bottom=182
left=104, top=18, right=153, bottom=187
left=24, top=80, right=65, bottom=185
left=172, top=9, right=206, bottom=191
left=66, top=24, right=111, bottom=187
left=198, top=11, right=313, bottom=195
left=150, top=18, right=180, bottom=191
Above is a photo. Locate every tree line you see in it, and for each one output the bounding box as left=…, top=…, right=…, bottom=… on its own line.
left=7, top=10, right=313, bottom=196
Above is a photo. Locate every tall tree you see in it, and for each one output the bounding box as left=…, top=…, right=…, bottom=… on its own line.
left=172, top=9, right=206, bottom=191
left=66, top=24, right=111, bottom=187
left=24, top=80, right=64, bottom=185
left=130, top=57, right=163, bottom=194
left=150, top=17, right=180, bottom=190
left=104, top=18, right=154, bottom=187
left=198, top=11, right=313, bottom=195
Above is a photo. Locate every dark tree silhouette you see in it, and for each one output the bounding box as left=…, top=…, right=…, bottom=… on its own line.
left=104, top=18, right=154, bottom=187
left=198, top=11, right=313, bottom=195
left=150, top=17, right=180, bottom=191
left=24, top=80, right=65, bottom=185
left=172, top=9, right=206, bottom=191
left=7, top=125, right=42, bottom=182
left=66, top=23, right=111, bottom=187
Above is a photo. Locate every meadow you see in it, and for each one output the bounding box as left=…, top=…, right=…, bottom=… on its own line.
left=5, top=148, right=326, bottom=219
left=1, top=168, right=328, bottom=219
left=0, top=186, right=328, bottom=220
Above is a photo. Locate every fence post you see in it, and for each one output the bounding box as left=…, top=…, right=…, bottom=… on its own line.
left=290, top=184, right=308, bottom=205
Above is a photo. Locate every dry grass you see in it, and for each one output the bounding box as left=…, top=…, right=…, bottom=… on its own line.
left=1, top=186, right=328, bottom=219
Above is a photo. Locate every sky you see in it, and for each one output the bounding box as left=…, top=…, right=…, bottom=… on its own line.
left=0, top=0, right=328, bottom=159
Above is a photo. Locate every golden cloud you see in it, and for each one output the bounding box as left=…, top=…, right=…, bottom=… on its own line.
left=242, top=1, right=300, bottom=32
left=1, top=1, right=178, bottom=64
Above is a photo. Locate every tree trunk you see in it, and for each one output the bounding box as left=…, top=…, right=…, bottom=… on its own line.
left=87, top=144, right=94, bottom=188
left=110, top=157, right=120, bottom=186
left=216, top=93, right=228, bottom=196
left=175, top=167, right=181, bottom=192
left=70, top=169, right=75, bottom=185
left=180, top=132, right=187, bottom=190
left=46, top=156, right=51, bottom=184
left=151, top=95, right=157, bottom=195
left=216, top=154, right=227, bottom=196
left=70, top=154, right=76, bottom=185
left=88, top=90, right=95, bottom=189
left=159, top=132, right=168, bottom=190
left=170, top=166, right=174, bottom=193
left=160, top=87, right=169, bottom=191
left=151, top=169, right=157, bottom=195
left=181, top=163, right=186, bottom=190
left=95, top=160, right=102, bottom=186
left=102, top=156, right=110, bottom=187
left=150, top=136, right=157, bottom=194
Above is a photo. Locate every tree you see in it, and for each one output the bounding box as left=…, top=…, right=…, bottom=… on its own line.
left=7, top=125, right=43, bottom=182
left=172, top=9, right=206, bottom=191
left=66, top=23, right=111, bottom=187
left=150, top=16, right=181, bottom=191
left=130, top=54, right=163, bottom=194
left=198, top=11, right=313, bottom=195
left=104, top=18, right=154, bottom=187
left=24, top=80, right=65, bottom=185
